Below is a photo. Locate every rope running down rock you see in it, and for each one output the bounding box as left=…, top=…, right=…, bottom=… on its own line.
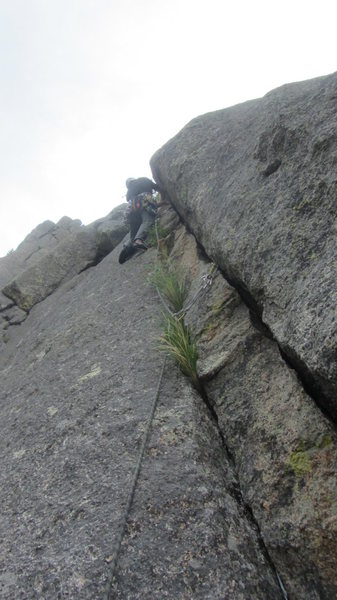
left=105, top=216, right=217, bottom=598
left=104, top=357, right=167, bottom=599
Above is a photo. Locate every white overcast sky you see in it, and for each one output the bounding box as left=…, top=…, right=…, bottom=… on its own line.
left=0, top=0, right=336, bottom=256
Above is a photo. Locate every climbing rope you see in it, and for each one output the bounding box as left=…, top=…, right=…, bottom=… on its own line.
left=104, top=356, right=167, bottom=600
left=104, top=212, right=217, bottom=598
left=277, top=572, right=288, bottom=600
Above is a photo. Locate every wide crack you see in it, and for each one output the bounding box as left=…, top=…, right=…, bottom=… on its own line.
left=193, top=232, right=337, bottom=429
left=162, top=185, right=337, bottom=427
left=226, top=271, right=337, bottom=429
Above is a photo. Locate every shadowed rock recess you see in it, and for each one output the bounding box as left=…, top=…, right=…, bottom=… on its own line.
left=1, top=73, right=336, bottom=599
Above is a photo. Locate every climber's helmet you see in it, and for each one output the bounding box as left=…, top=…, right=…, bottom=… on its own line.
left=126, top=178, right=136, bottom=188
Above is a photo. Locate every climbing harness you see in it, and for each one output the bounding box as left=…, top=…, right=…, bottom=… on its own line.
left=104, top=357, right=167, bottom=600
left=130, top=192, right=158, bottom=215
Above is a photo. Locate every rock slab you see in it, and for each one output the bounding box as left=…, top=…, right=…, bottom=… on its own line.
left=0, top=242, right=282, bottom=598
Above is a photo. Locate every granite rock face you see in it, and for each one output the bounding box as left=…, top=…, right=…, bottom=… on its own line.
left=158, top=205, right=337, bottom=598
left=0, top=207, right=127, bottom=345
left=151, top=71, right=337, bottom=421
left=1, top=72, right=337, bottom=598
left=88, top=205, right=129, bottom=261
left=0, top=218, right=81, bottom=311
left=1, top=218, right=81, bottom=343
left=0, top=238, right=282, bottom=599
left=3, top=228, right=98, bottom=311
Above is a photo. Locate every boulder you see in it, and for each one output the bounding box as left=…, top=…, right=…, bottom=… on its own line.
left=151, top=71, right=337, bottom=421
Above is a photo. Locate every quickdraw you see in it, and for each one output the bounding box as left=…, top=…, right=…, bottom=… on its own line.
left=173, top=263, right=218, bottom=319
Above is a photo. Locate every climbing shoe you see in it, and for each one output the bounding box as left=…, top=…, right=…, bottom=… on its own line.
left=118, top=243, right=136, bottom=264
left=134, top=239, right=148, bottom=251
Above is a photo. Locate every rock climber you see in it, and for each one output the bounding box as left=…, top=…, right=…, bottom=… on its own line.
left=119, top=177, right=160, bottom=264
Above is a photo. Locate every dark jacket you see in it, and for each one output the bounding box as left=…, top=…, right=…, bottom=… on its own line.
left=126, top=177, right=160, bottom=202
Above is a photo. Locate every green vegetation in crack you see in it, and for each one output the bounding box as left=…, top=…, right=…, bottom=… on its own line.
left=149, top=259, right=200, bottom=391
left=315, top=433, right=333, bottom=449
left=212, top=299, right=226, bottom=316
left=146, top=223, right=168, bottom=248
left=159, top=313, right=199, bottom=391
left=149, top=260, right=187, bottom=313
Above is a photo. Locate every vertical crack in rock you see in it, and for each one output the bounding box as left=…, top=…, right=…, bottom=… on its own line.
left=162, top=192, right=337, bottom=431
left=157, top=203, right=337, bottom=599
left=217, top=262, right=337, bottom=432
left=221, top=263, right=337, bottom=431
left=111, top=362, right=284, bottom=599
left=191, top=266, right=337, bottom=599
left=151, top=71, right=337, bottom=425
left=197, top=381, right=288, bottom=600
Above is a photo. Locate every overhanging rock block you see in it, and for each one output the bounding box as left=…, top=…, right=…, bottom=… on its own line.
left=151, top=71, right=337, bottom=420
